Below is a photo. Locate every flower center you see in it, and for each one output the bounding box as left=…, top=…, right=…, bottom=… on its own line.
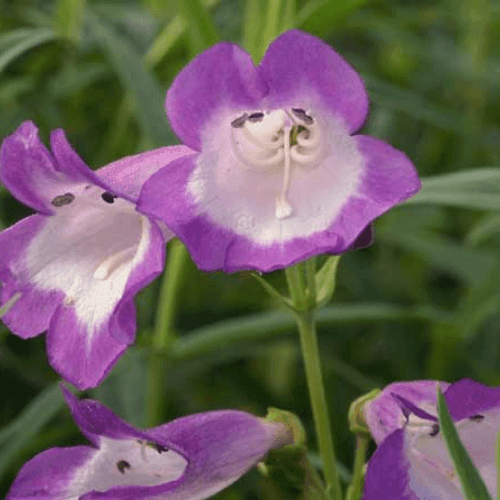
left=230, top=108, right=324, bottom=219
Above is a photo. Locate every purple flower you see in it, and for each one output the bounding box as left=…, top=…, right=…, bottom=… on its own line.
left=362, top=379, right=500, bottom=499
left=138, top=29, right=420, bottom=273
left=0, top=121, right=194, bottom=389
left=7, top=387, right=291, bottom=500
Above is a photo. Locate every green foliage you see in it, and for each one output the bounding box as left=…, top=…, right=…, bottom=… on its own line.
left=437, top=389, right=492, bottom=500
left=54, top=0, right=86, bottom=42
left=1, top=0, right=500, bottom=497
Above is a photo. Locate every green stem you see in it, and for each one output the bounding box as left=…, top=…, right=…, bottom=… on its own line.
left=346, top=435, right=369, bottom=500
left=285, top=262, right=341, bottom=500
left=147, top=239, right=188, bottom=426
left=153, top=239, right=187, bottom=349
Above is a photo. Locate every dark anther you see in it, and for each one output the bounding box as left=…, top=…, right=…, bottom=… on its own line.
left=231, top=114, right=248, bottom=128
left=291, top=108, right=314, bottom=125
left=51, top=193, right=75, bottom=207
left=101, top=192, right=117, bottom=204
left=429, top=424, right=440, bottom=437
left=151, top=442, right=169, bottom=454
left=248, top=112, right=265, bottom=123
left=469, top=414, right=485, bottom=422
left=117, top=460, right=131, bottom=474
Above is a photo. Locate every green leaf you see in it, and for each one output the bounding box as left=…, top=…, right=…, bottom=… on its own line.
left=168, top=303, right=448, bottom=361
left=93, top=349, right=148, bottom=428
left=467, top=214, right=500, bottom=247
left=0, top=28, right=57, bottom=75
left=251, top=273, right=295, bottom=311
left=315, top=255, right=341, bottom=307
left=299, top=0, right=371, bottom=36
left=364, top=77, right=500, bottom=151
left=242, top=0, right=265, bottom=60
left=85, top=9, right=175, bottom=147
left=54, top=0, right=86, bottom=42
left=455, top=261, right=500, bottom=339
left=437, top=389, right=493, bottom=500
left=379, top=231, right=495, bottom=283
left=177, top=0, right=219, bottom=55
left=406, top=168, right=500, bottom=211
left=0, top=383, right=65, bottom=477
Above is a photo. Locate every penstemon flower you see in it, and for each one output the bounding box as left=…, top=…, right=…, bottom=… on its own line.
left=6, top=386, right=291, bottom=500
left=0, top=121, right=193, bottom=389
left=138, top=29, right=420, bottom=273
left=362, top=378, right=500, bottom=499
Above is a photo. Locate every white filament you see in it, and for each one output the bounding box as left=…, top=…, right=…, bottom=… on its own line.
left=230, top=108, right=323, bottom=220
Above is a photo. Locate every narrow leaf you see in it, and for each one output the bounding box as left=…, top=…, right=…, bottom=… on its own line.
left=169, top=303, right=448, bottom=361
left=315, top=255, right=341, bottom=307
left=177, top=0, right=219, bottom=55
left=0, top=28, right=57, bottom=75
left=406, top=168, right=500, bottom=211
left=85, top=9, right=175, bottom=147
left=467, top=213, right=500, bottom=247
left=54, top=0, right=86, bottom=42
left=243, top=0, right=265, bottom=61
left=0, top=383, right=65, bottom=477
left=437, top=389, right=492, bottom=500
left=379, top=231, right=495, bottom=283
left=251, top=273, right=295, bottom=311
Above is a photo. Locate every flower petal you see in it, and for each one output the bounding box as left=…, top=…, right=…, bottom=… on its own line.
left=97, top=145, right=196, bottom=201
left=166, top=43, right=268, bottom=150
left=363, top=380, right=448, bottom=444
left=354, top=135, right=421, bottom=212
left=142, top=411, right=289, bottom=500
left=6, top=446, right=95, bottom=500
left=0, top=122, right=108, bottom=214
left=363, top=429, right=417, bottom=500
left=43, top=217, right=165, bottom=389
left=62, top=386, right=149, bottom=445
left=8, top=389, right=290, bottom=500
left=0, top=215, right=61, bottom=338
left=259, top=30, right=369, bottom=134
left=138, top=119, right=417, bottom=272
left=444, top=378, right=500, bottom=422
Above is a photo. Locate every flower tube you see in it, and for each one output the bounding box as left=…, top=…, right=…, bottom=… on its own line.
left=363, top=378, right=500, bottom=499
left=138, top=29, right=420, bottom=272
left=7, top=387, right=291, bottom=500
left=0, top=121, right=194, bottom=389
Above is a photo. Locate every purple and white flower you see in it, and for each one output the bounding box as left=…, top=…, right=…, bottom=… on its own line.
left=0, top=121, right=193, bottom=389
left=138, top=29, right=420, bottom=273
left=362, top=378, right=500, bottom=499
left=7, top=387, right=291, bottom=500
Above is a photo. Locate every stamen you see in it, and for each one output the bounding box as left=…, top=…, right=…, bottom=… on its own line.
left=231, top=113, right=248, bottom=128
left=291, top=108, right=314, bottom=125
left=275, top=123, right=293, bottom=219
left=230, top=130, right=284, bottom=171
left=116, top=460, right=131, bottom=474
left=296, top=124, right=320, bottom=149
left=101, top=192, right=117, bottom=204
left=93, top=246, right=136, bottom=280
left=429, top=424, right=439, bottom=437
left=51, top=193, right=75, bottom=207
left=290, top=145, right=323, bottom=166
left=248, top=112, right=264, bottom=122
left=469, top=414, right=485, bottom=422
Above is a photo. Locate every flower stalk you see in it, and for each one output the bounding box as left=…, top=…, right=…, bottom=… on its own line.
left=148, top=239, right=188, bottom=425
left=285, top=260, right=342, bottom=500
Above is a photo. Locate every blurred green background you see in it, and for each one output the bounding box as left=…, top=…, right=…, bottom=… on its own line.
left=0, top=0, right=499, bottom=498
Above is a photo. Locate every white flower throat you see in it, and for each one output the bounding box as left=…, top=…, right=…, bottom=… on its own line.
left=230, top=108, right=324, bottom=220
